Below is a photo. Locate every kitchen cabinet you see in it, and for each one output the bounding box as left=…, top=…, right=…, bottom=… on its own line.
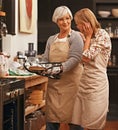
left=2, top=0, right=15, bottom=35
left=6, top=75, right=48, bottom=129
left=107, top=67, right=118, bottom=120
left=0, top=78, right=25, bottom=130
left=23, top=75, right=48, bottom=130
left=24, top=75, right=48, bottom=116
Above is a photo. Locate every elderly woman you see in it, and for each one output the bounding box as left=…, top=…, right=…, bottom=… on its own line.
left=42, top=6, right=84, bottom=130
left=71, top=8, right=112, bottom=130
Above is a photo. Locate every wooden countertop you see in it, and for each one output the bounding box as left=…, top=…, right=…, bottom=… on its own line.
left=4, top=75, right=48, bottom=88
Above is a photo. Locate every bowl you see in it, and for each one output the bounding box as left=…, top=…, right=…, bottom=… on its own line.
left=112, top=9, right=118, bottom=17
left=98, top=11, right=111, bottom=18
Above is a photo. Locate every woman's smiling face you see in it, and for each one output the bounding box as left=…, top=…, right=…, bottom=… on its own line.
left=57, top=14, right=71, bottom=31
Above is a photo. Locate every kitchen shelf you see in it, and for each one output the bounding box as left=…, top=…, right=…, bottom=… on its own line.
left=96, top=1, right=118, bottom=4
left=23, top=75, right=48, bottom=116
left=95, top=0, right=118, bottom=4
left=94, top=0, right=118, bottom=58
left=25, top=100, right=45, bottom=116
left=107, top=66, right=118, bottom=74
left=97, top=17, right=118, bottom=20
left=95, top=0, right=118, bottom=17
left=111, top=37, right=118, bottom=40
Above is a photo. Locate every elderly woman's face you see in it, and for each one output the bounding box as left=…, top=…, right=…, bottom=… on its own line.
left=57, top=14, right=71, bottom=30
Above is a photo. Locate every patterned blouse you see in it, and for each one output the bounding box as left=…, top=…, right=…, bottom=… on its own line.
left=83, top=29, right=112, bottom=61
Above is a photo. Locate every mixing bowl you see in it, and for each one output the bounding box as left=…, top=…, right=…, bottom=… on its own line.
left=98, top=11, right=111, bottom=18
left=112, top=9, right=118, bottom=17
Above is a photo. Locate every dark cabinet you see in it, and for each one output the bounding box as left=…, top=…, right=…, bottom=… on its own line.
left=2, top=0, right=15, bottom=35
left=38, top=0, right=94, bottom=22
left=107, top=67, right=118, bottom=120
left=0, top=0, right=15, bottom=51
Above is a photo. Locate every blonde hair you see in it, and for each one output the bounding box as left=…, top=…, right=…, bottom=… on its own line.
left=52, top=6, right=73, bottom=23
left=74, top=8, right=101, bottom=35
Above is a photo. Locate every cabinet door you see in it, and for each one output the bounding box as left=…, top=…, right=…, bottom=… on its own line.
left=2, top=0, right=15, bottom=35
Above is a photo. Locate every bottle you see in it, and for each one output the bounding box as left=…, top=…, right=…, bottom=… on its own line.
left=106, top=23, right=113, bottom=37
left=112, top=55, right=116, bottom=66
left=114, top=26, right=118, bottom=38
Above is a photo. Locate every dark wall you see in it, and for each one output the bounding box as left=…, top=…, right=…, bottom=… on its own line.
left=38, top=0, right=94, bottom=54
left=38, top=0, right=94, bottom=22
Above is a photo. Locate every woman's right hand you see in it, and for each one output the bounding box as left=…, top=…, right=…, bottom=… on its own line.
left=82, top=22, right=93, bottom=51
left=83, top=22, right=93, bottom=39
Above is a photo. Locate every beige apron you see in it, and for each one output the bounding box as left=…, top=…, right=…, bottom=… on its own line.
left=71, top=53, right=109, bottom=129
left=45, top=38, right=83, bottom=123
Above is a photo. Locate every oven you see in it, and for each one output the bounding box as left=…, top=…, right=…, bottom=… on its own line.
left=0, top=78, right=25, bottom=130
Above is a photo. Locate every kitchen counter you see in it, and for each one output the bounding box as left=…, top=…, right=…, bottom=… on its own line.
left=4, top=75, right=48, bottom=116
left=4, top=74, right=48, bottom=89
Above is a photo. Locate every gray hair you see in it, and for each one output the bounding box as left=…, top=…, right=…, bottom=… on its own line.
left=52, top=6, right=73, bottom=23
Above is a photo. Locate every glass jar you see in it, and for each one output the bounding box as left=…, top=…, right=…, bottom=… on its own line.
left=112, top=55, right=116, bottom=66
left=105, top=23, right=113, bottom=37
left=114, top=26, right=118, bottom=37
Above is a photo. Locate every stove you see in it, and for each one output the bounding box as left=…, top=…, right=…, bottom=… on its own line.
left=0, top=78, right=24, bottom=102
left=0, top=78, right=25, bottom=130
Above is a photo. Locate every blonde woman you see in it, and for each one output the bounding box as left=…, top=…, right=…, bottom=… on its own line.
left=71, top=8, right=112, bottom=130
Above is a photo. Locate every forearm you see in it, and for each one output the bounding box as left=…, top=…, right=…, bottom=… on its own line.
left=82, top=37, right=91, bottom=62
left=83, top=37, right=91, bottom=51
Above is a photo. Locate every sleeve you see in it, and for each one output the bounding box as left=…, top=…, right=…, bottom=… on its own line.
left=62, top=31, right=84, bottom=72
left=83, top=29, right=111, bottom=60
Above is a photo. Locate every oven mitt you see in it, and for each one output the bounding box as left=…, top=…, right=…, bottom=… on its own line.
left=40, top=63, right=63, bottom=79
left=24, top=61, right=63, bottom=79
